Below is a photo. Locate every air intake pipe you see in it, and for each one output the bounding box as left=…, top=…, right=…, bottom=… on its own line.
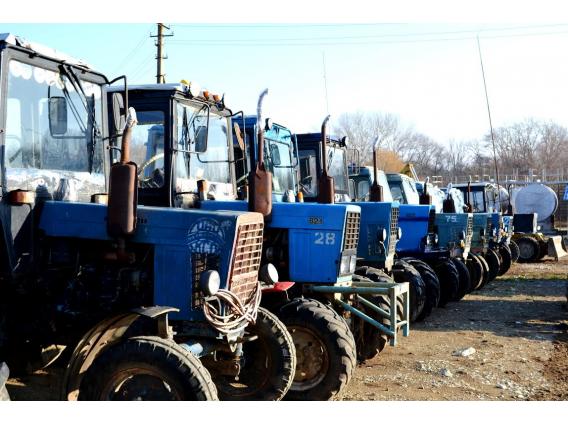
left=369, top=136, right=383, bottom=202
left=317, top=115, right=334, bottom=204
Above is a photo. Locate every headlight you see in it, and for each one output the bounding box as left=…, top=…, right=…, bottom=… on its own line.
left=259, top=263, right=279, bottom=286
left=200, top=270, right=221, bottom=296
left=340, top=255, right=357, bottom=275
left=377, top=228, right=387, bottom=242
left=479, top=228, right=486, bottom=237
left=434, top=233, right=439, bottom=244
left=397, top=227, right=403, bottom=240
left=459, top=230, right=466, bottom=240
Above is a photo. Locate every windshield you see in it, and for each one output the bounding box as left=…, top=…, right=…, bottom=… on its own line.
left=129, top=110, right=165, bottom=188
left=4, top=59, right=105, bottom=201
left=327, top=146, right=348, bottom=193
left=299, top=149, right=318, bottom=197
left=458, top=187, right=487, bottom=212
left=264, top=125, right=295, bottom=193
left=402, top=177, right=420, bottom=204
left=175, top=102, right=232, bottom=198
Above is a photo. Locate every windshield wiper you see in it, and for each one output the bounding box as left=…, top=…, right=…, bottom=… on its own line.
left=59, top=64, right=102, bottom=172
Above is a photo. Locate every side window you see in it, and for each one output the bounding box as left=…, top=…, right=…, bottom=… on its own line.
left=5, top=98, right=23, bottom=168
left=357, top=180, right=370, bottom=201
left=299, top=149, right=318, bottom=197
left=191, top=114, right=230, bottom=184
left=130, top=111, right=165, bottom=188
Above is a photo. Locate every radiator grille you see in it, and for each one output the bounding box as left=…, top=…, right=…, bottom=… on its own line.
left=388, top=206, right=400, bottom=254
left=466, top=215, right=473, bottom=246
left=229, top=218, right=264, bottom=305
left=343, top=212, right=360, bottom=251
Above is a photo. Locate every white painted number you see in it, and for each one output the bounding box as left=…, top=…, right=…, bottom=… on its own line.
left=315, top=232, right=336, bottom=245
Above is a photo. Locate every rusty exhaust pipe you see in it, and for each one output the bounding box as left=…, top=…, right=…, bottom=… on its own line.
left=107, top=107, right=138, bottom=237
left=317, top=115, right=334, bottom=204
left=248, top=88, right=272, bottom=219
left=465, top=177, right=473, bottom=213
left=369, top=136, right=383, bottom=202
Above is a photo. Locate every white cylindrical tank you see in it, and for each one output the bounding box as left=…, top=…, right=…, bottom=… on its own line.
left=511, top=183, right=558, bottom=221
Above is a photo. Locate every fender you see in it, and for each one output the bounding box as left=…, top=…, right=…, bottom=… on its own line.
left=61, top=306, right=178, bottom=401
left=261, top=281, right=295, bottom=293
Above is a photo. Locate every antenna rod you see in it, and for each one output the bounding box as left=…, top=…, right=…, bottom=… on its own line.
left=477, top=35, right=502, bottom=211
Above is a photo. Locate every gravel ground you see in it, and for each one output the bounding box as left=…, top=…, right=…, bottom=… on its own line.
left=5, top=257, right=568, bottom=401
left=340, top=257, right=568, bottom=401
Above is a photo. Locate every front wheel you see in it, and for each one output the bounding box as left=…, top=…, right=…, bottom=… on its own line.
left=484, top=248, right=501, bottom=282
left=211, top=307, right=296, bottom=401
left=392, top=260, right=427, bottom=322
left=508, top=240, right=520, bottom=263
left=79, top=336, right=218, bottom=400
left=432, top=259, right=460, bottom=307
left=279, top=298, right=356, bottom=401
left=451, top=258, right=471, bottom=300
left=498, top=244, right=512, bottom=276
left=402, top=258, right=441, bottom=320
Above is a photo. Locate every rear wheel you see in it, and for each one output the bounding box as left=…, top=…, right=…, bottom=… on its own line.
left=483, top=248, right=501, bottom=282
left=211, top=307, right=296, bottom=401
left=392, top=260, right=427, bottom=322
left=516, top=236, right=541, bottom=263
left=508, top=240, right=520, bottom=263
left=79, top=336, right=218, bottom=400
left=431, top=259, right=460, bottom=307
left=451, top=258, right=471, bottom=300
left=352, top=269, right=394, bottom=361
left=498, top=244, right=512, bottom=276
left=466, top=254, right=483, bottom=292
left=279, top=298, right=356, bottom=401
left=473, top=252, right=490, bottom=290
left=402, top=258, right=441, bottom=320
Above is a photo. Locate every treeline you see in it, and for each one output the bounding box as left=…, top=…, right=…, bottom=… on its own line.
left=334, top=112, right=568, bottom=184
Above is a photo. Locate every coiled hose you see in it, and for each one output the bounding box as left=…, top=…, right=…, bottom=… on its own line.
left=203, top=282, right=262, bottom=334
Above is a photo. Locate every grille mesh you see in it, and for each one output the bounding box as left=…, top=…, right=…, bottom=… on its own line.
left=486, top=217, right=492, bottom=241
left=389, top=206, right=400, bottom=254
left=343, top=212, right=360, bottom=251
left=229, top=218, right=264, bottom=305
left=466, top=216, right=473, bottom=246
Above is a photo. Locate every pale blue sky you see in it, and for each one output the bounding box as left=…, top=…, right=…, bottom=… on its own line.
left=2, top=22, right=568, bottom=145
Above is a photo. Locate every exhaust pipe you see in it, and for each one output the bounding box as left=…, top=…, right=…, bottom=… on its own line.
left=107, top=107, right=138, bottom=237
left=317, top=115, right=334, bottom=204
left=369, top=136, right=383, bottom=202
left=248, top=88, right=272, bottom=218
left=419, top=176, right=432, bottom=205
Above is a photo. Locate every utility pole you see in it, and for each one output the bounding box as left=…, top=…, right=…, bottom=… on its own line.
left=151, top=23, right=173, bottom=84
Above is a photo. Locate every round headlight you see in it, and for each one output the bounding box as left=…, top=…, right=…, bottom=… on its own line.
left=259, top=263, right=279, bottom=286
left=459, top=230, right=466, bottom=240
left=200, top=270, right=221, bottom=296
left=434, top=233, right=439, bottom=244
left=479, top=228, right=486, bottom=237
left=377, top=228, right=387, bottom=242
left=397, top=227, right=403, bottom=240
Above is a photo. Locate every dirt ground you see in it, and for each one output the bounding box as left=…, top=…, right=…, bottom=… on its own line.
left=341, top=256, right=568, bottom=401
left=5, top=256, right=568, bottom=401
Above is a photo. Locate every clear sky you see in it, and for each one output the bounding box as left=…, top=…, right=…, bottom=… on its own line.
left=2, top=21, right=568, bottom=145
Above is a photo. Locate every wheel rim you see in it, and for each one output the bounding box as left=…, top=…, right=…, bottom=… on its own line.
left=519, top=241, right=536, bottom=260
left=288, top=325, right=329, bottom=391
left=101, top=366, right=183, bottom=401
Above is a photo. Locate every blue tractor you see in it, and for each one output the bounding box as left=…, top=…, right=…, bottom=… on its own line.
left=452, top=182, right=513, bottom=281
left=107, top=86, right=405, bottom=400
left=294, top=131, right=423, bottom=328
left=350, top=167, right=475, bottom=311
left=0, top=34, right=295, bottom=401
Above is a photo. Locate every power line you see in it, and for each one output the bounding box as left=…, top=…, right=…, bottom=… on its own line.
left=110, top=25, right=154, bottom=75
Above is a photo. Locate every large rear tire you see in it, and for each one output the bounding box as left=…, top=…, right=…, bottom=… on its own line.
left=352, top=271, right=392, bottom=361
left=79, top=336, right=218, bottom=400
left=508, top=240, right=520, bottom=263
left=484, top=248, right=501, bottom=282
left=431, top=259, right=460, bottom=307
left=466, top=253, right=483, bottom=291
left=392, top=260, right=427, bottom=322
left=451, top=258, right=471, bottom=300
left=211, top=307, right=296, bottom=401
left=498, top=244, right=512, bottom=276
left=279, top=298, right=356, bottom=401
left=516, top=236, right=541, bottom=263
left=402, top=258, right=440, bottom=320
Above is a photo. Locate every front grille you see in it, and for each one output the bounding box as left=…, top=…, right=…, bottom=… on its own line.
left=343, top=211, right=360, bottom=251
left=229, top=217, right=264, bottom=305
left=191, top=253, right=220, bottom=309
left=388, top=206, right=400, bottom=254
left=466, top=216, right=473, bottom=245
left=427, top=208, right=436, bottom=234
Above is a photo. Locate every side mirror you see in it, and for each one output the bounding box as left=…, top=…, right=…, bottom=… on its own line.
left=112, top=92, right=126, bottom=134
left=195, top=125, right=208, bottom=153
left=49, top=97, right=68, bottom=136
left=270, top=143, right=281, bottom=166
